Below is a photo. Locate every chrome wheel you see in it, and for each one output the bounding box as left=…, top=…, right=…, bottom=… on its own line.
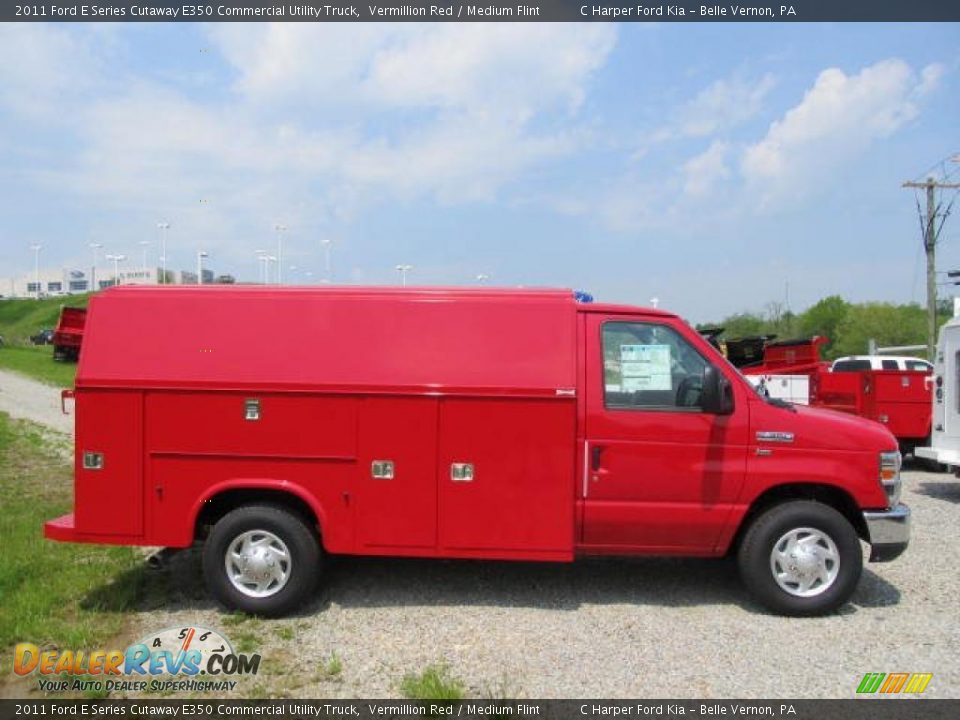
left=225, top=529, right=291, bottom=598
left=769, top=527, right=840, bottom=598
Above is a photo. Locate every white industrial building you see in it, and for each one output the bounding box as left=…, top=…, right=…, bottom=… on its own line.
left=0, top=266, right=214, bottom=299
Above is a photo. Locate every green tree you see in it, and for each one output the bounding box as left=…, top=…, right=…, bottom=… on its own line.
left=797, top=295, right=850, bottom=357
left=711, top=312, right=768, bottom=338
left=831, top=302, right=928, bottom=359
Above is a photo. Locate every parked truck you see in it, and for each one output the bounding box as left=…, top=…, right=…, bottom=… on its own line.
left=737, top=337, right=934, bottom=459
left=917, top=316, right=960, bottom=472
left=46, top=286, right=910, bottom=616
left=52, top=306, right=87, bottom=361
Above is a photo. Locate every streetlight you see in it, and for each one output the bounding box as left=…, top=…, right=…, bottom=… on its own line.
left=157, top=222, right=170, bottom=284
left=139, top=240, right=150, bottom=273
left=476, top=273, right=490, bottom=284
left=105, top=254, right=126, bottom=287
left=29, top=244, right=42, bottom=299
left=321, top=238, right=333, bottom=283
left=196, top=251, right=208, bottom=285
left=649, top=297, right=660, bottom=309
left=274, top=224, right=287, bottom=285
left=255, top=250, right=268, bottom=284
left=266, top=255, right=277, bottom=284
left=89, top=242, right=102, bottom=291
left=395, top=264, right=413, bottom=287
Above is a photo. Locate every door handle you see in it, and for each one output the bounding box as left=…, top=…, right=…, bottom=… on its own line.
left=590, top=445, right=603, bottom=471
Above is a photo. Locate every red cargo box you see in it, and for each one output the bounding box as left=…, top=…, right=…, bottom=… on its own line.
left=53, top=306, right=86, bottom=361
left=813, top=369, right=931, bottom=450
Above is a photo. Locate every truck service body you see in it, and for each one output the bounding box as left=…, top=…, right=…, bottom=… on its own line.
left=47, top=286, right=910, bottom=615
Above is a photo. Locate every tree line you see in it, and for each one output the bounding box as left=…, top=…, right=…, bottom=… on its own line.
left=697, top=296, right=954, bottom=361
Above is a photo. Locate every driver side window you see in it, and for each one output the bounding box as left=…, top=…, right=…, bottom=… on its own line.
left=602, top=321, right=708, bottom=411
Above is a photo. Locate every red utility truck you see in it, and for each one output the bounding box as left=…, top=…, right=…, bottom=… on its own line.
left=52, top=306, right=87, bottom=361
left=46, top=286, right=910, bottom=616
left=738, top=337, right=933, bottom=459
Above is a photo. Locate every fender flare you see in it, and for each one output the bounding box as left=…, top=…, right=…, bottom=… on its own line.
left=189, top=478, right=329, bottom=539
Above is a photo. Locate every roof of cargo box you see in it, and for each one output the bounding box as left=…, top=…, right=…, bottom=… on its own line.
left=78, top=286, right=591, bottom=396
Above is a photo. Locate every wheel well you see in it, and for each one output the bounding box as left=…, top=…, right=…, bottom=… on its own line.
left=728, top=483, right=868, bottom=555
left=194, top=489, right=320, bottom=542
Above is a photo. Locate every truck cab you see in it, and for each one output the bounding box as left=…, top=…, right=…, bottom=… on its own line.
left=46, top=287, right=910, bottom=617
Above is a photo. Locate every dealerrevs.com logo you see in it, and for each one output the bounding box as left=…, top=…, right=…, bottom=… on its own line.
left=13, top=626, right=260, bottom=694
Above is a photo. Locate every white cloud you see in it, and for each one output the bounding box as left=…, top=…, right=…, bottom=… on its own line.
left=683, top=141, right=730, bottom=197
left=677, top=73, right=776, bottom=138
left=741, top=59, right=943, bottom=204
left=652, top=72, right=776, bottom=143
left=210, top=24, right=616, bottom=117
left=0, top=25, right=102, bottom=119
left=10, top=24, right=616, bottom=220
left=0, top=23, right=617, bottom=266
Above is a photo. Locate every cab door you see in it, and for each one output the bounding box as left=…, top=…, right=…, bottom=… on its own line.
left=581, top=315, right=749, bottom=553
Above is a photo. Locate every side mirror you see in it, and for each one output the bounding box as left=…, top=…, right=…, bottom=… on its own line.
left=701, top=365, right=735, bottom=415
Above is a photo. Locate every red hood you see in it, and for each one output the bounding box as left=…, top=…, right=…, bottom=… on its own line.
left=750, top=398, right=897, bottom=453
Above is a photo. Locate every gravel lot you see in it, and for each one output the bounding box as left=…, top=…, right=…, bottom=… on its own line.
left=0, top=369, right=73, bottom=435
left=3, top=370, right=955, bottom=699
left=126, top=465, right=958, bottom=700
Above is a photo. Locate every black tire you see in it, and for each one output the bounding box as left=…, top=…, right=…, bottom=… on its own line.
left=202, top=504, right=321, bottom=616
left=737, top=501, right=862, bottom=616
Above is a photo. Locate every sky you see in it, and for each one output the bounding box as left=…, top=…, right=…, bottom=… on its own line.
left=0, top=21, right=957, bottom=323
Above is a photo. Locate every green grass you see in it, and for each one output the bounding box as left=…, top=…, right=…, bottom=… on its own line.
left=232, top=627, right=261, bottom=654
left=322, top=652, right=342, bottom=679
left=0, top=412, right=143, bottom=652
left=0, top=294, right=88, bottom=387
left=0, top=294, right=90, bottom=346
left=400, top=664, right=465, bottom=701
left=0, top=345, right=78, bottom=388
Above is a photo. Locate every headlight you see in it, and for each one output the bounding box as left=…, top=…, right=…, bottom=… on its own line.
left=879, top=451, right=902, bottom=506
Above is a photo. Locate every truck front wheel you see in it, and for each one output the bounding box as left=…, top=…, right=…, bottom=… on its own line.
left=737, top=501, right=862, bottom=616
left=202, top=504, right=321, bottom=616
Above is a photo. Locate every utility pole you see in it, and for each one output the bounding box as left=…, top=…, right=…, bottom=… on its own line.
left=903, top=176, right=960, bottom=359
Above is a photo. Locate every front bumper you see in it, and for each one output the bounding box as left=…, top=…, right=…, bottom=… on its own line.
left=863, top=503, right=911, bottom=562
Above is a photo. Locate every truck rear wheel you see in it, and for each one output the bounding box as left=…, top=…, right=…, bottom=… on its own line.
left=202, top=504, right=321, bottom=616
left=737, top=501, right=862, bottom=616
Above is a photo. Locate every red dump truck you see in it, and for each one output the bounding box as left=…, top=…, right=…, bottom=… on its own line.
left=46, top=286, right=910, bottom=616
left=52, top=306, right=87, bottom=361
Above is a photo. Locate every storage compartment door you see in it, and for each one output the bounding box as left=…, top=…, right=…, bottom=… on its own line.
left=438, top=398, right=575, bottom=557
left=356, top=397, right=438, bottom=549
left=75, top=391, right=143, bottom=536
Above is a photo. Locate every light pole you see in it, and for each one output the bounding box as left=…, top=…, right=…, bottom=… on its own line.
left=157, top=222, right=170, bottom=284
left=476, top=273, right=490, bottom=285
left=105, top=254, right=125, bottom=287
left=196, top=251, right=208, bottom=284
left=30, top=244, right=41, bottom=299
left=255, top=250, right=267, bottom=284
left=267, top=255, right=277, bottom=284
left=650, top=297, right=659, bottom=309
left=321, top=238, right=333, bottom=283
left=89, top=242, right=102, bottom=291
left=395, top=264, right=413, bottom=287
left=274, top=224, right=287, bottom=285
left=139, top=240, right=150, bottom=273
